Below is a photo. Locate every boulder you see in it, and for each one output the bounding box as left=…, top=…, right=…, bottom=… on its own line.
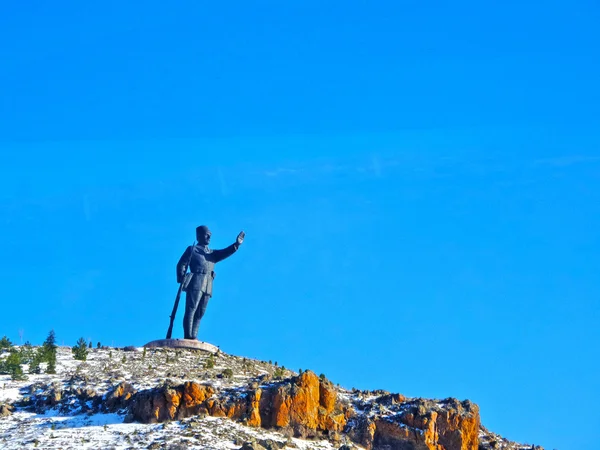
left=0, top=403, right=14, bottom=417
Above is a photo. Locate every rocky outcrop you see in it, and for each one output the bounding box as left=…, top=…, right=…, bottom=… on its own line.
left=104, top=381, right=136, bottom=411
left=130, top=381, right=215, bottom=422
left=125, top=372, right=482, bottom=450
left=254, top=371, right=349, bottom=437
left=129, top=371, right=350, bottom=438
left=347, top=398, right=479, bottom=450
left=479, top=425, right=544, bottom=450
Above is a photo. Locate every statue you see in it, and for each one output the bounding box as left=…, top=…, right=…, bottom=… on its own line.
left=175, top=226, right=245, bottom=340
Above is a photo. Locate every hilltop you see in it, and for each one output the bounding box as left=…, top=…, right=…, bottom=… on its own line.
left=0, top=345, right=543, bottom=450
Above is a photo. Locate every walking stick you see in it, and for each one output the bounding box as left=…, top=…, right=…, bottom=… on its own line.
left=166, top=240, right=195, bottom=339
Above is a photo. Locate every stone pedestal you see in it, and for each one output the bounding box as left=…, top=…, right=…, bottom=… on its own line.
left=143, top=339, right=219, bottom=353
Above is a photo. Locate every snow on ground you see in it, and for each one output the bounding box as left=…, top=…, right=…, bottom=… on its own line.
left=0, top=346, right=340, bottom=449
left=0, top=387, right=20, bottom=403
left=0, top=374, right=22, bottom=403
left=0, top=410, right=339, bottom=450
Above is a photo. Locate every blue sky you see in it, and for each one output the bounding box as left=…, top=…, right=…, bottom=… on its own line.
left=1, top=2, right=599, bottom=449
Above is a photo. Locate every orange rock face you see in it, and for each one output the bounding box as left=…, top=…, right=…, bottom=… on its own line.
left=258, top=371, right=347, bottom=436
left=164, top=388, right=181, bottom=420
left=129, top=372, right=349, bottom=438
left=182, top=381, right=213, bottom=409
left=434, top=402, right=480, bottom=450
left=126, top=375, right=479, bottom=450
left=246, top=389, right=262, bottom=427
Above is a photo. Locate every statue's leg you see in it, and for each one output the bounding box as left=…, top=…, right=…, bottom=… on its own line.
left=183, top=289, right=201, bottom=339
left=190, top=293, right=210, bottom=340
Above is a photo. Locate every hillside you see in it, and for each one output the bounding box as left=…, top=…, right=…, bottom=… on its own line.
left=0, top=345, right=543, bottom=450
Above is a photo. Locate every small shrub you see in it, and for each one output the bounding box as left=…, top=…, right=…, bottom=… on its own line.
left=273, top=367, right=285, bottom=379
left=88, top=341, right=92, bottom=349
left=319, top=373, right=326, bottom=381
left=97, top=342, right=102, bottom=349
left=121, top=355, right=126, bottom=364
left=204, top=354, right=215, bottom=369
left=222, top=368, right=233, bottom=379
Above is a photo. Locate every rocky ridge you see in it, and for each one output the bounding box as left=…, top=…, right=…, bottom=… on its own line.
left=0, top=346, right=543, bottom=450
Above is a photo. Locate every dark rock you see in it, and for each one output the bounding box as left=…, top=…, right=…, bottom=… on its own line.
left=371, top=390, right=390, bottom=396
left=375, top=393, right=407, bottom=406
left=48, top=386, right=62, bottom=406
left=166, top=443, right=188, bottom=450
left=258, top=438, right=285, bottom=450
left=240, top=440, right=267, bottom=450
left=104, top=382, right=136, bottom=411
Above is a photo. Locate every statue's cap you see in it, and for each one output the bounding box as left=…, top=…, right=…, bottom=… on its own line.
left=196, top=225, right=210, bottom=234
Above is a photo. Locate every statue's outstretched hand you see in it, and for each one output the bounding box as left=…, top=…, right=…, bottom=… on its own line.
left=236, top=231, right=245, bottom=245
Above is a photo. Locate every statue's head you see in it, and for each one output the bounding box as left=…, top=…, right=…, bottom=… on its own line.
left=196, top=225, right=211, bottom=245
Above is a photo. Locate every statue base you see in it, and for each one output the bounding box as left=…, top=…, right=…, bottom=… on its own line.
left=143, top=339, right=219, bottom=354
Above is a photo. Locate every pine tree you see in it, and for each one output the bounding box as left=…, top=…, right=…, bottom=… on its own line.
left=4, top=352, right=26, bottom=380
left=46, top=357, right=56, bottom=374
left=72, top=337, right=88, bottom=361
left=88, top=341, right=92, bottom=349
left=0, top=336, right=12, bottom=350
left=42, top=330, right=58, bottom=374
left=18, top=342, right=35, bottom=364
left=42, top=330, right=57, bottom=358
left=29, top=350, right=43, bottom=374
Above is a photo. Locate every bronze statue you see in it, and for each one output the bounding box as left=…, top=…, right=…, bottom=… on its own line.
left=174, top=226, right=245, bottom=340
